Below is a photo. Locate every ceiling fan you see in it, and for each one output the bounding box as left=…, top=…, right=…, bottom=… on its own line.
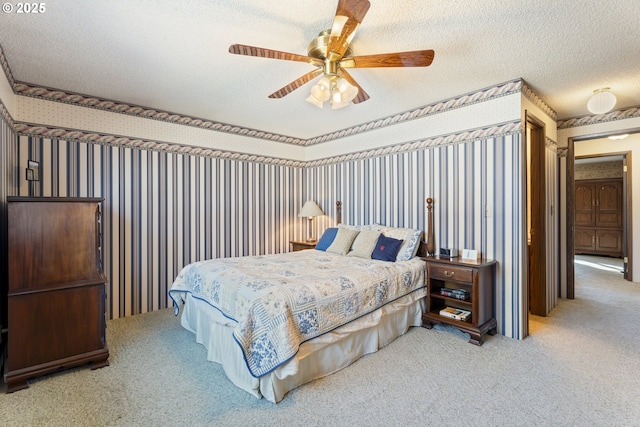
left=228, top=0, right=435, bottom=109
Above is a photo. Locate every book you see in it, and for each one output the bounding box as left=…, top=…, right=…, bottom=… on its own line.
left=440, top=287, right=471, bottom=301
left=439, top=306, right=471, bottom=321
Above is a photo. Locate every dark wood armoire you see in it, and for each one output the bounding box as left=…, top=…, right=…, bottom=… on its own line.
left=6, top=197, right=109, bottom=392
left=574, top=179, right=624, bottom=257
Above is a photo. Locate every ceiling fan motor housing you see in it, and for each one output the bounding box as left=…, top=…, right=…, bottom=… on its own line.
left=307, top=30, right=353, bottom=61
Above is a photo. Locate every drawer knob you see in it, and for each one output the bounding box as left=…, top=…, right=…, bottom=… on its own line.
left=444, top=270, right=455, bottom=277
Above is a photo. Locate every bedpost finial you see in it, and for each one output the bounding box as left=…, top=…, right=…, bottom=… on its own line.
left=426, top=197, right=435, bottom=256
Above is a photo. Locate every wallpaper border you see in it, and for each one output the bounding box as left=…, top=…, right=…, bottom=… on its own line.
left=306, top=120, right=522, bottom=167
left=14, top=119, right=522, bottom=168
left=557, top=106, right=640, bottom=129
left=12, top=79, right=523, bottom=147
left=12, top=121, right=308, bottom=168
left=0, top=43, right=15, bottom=88
left=0, top=97, right=14, bottom=127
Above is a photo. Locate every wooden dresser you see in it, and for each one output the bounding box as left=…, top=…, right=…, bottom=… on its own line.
left=6, top=197, right=109, bottom=392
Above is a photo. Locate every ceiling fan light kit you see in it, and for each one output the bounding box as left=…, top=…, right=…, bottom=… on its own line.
left=228, top=0, right=434, bottom=109
left=587, top=88, right=616, bottom=114
left=306, top=75, right=358, bottom=109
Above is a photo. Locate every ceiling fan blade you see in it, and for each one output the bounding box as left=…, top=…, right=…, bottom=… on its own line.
left=229, top=44, right=322, bottom=66
left=327, top=0, right=371, bottom=61
left=341, top=50, right=435, bottom=68
left=268, top=68, right=324, bottom=99
left=338, top=68, right=370, bottom=104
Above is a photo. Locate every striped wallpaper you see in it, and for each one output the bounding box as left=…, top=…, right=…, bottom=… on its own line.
left=2, top=122, right=536, bottom=339
left=6, top=127, right=530, bottom=337
left=306, top=132, right=527, bottom=338
left=13, top=135, right=304, bottom=319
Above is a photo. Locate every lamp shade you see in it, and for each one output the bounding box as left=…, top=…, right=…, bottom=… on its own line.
left=299, top=200, right=324, bottom=218
left=587, top=89, right=616, bottom=114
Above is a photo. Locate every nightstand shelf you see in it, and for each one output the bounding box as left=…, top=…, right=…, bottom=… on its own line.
left=422, top=257, right=497, bottom=345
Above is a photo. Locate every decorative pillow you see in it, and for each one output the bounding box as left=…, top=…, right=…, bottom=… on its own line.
left=315, top=228, right=338, bottom=251
left=376, top=225, right=423, bottom=261
left=371, top=235, right=404, bottom=262
left=326, top=227, right=360, bottom=255
left=347, top=230, right=381, bottom=259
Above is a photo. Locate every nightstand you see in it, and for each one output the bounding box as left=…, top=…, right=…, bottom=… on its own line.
left=290, top=240, right=317, bottom=252
left=422, top=257, right=497, bottom=345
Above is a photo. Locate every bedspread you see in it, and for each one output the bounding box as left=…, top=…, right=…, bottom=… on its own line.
left=169, top=250, right=425, bottom=377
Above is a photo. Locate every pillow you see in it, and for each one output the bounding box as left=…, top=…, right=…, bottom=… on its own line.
left=347, top=230, right=381, bottom=259
left=371, top=235, right=404, bottom=262
left=326, top=227, right=360, bottom=255
left=376, top=225, right=423, bottom=261
left=315, top=228, right=339, bottom=251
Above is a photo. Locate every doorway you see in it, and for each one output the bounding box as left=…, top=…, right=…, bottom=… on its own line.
left=567, top=132, right=636, bottom=298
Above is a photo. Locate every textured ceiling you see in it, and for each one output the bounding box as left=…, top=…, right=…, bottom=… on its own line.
left=1, top=0, right=639, bottom=140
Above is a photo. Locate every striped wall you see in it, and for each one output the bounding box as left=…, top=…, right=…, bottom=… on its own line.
left=9, top=127, right=529, bottom=337
left=306, top=131, right=527, bottom=338
left=12, top=135, right=304, bottom=319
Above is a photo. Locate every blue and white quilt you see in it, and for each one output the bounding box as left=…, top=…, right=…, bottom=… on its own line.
left=169, top=250, right=425, bottom=377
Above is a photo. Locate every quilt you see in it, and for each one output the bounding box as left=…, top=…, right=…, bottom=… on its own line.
left=169, top=250, right=425, bottom=377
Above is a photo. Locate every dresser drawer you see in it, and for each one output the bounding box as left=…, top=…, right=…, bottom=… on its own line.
left=428, top=264, right=474, bottom=282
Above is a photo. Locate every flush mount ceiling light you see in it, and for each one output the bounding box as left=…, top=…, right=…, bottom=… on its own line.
left=587, top=88, right=617, bottom=114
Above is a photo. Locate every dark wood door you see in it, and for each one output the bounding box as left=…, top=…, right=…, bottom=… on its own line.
left=526, top=114, right=546, bottom=317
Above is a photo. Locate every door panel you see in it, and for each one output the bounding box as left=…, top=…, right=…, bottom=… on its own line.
left=575, top=184, right=596, bottom=227
left=597, top=182, right=622, bottom=228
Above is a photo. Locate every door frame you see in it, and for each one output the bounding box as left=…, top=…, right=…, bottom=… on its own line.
left=567, top=130, right=637, bottom=297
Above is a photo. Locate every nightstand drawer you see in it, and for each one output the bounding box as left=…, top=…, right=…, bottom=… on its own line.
left=428, top=264, right=473, bottom=282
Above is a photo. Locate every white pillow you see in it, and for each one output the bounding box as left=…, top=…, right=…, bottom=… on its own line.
left=347, top=230, right=381, bottom=259
left=375, top=225, right=423, bottom=261
left=326, top=226, right=360, bottom=256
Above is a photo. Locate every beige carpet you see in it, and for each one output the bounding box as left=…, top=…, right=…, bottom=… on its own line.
left=1, top=255, right=639, bottom=426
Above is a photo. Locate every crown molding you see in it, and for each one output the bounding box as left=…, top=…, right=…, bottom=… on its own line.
left=521, top=81, right=557, bottom=120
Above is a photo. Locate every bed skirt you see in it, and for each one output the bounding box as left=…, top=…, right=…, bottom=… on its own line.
left=179, top=290, right=425, bottom=403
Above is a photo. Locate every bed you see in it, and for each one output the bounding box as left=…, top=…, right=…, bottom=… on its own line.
left=169, top=199, right=434, bottom=403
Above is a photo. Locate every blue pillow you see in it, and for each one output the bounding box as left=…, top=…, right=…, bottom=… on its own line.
left=315, top=228, right=338, bottom=251
left=371, top=235, right=403, bottom=261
